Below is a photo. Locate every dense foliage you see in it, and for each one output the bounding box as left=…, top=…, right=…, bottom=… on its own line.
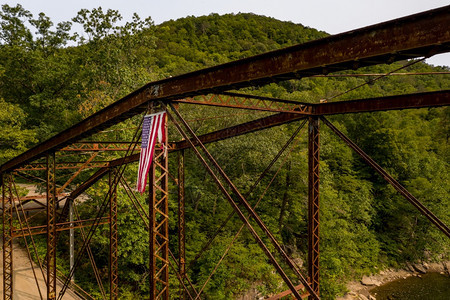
left=0, top=4, right=449, bottom=299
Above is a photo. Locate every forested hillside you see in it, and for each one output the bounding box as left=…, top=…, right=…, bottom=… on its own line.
left=0, top=4, right=449, bottom=299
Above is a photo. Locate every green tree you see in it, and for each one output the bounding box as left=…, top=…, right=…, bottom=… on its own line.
left=0, top=98, right=36, bottom=164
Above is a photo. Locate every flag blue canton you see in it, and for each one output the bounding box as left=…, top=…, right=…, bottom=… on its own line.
left=141, top=116, right=152, bottom=148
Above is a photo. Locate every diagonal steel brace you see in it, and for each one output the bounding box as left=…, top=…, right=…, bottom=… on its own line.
left=167, top=103, right=318, bottom=299
left=322, top=117, right=450, bottom=238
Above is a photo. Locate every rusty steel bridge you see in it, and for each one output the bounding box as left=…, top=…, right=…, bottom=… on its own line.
left=1, top=5, right=450, bottom=300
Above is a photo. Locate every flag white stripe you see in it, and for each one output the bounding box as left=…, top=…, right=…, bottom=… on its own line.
left=143, top=116, right=158, bottom=177
left=136, top=112, right=166, bottom=193
left=137, top=115, right=154, bottom=191
left=138, top=115, right=156, bottom=191
left=137, top=116, right=152, bottom=191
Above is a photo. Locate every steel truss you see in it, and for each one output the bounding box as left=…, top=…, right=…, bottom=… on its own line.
left=47, top=152, right=57, bottom=300
left=2, top=7, right=449, bottom=174
left=178, top=150, right=186, bottom=299
left=322, top=118, right=450, bottom=238
left=2, top=96, right=449, bottom=299
left=119, top=171, right=200, bottom=299
left=12, top=217, right=110, bottom=237
left=2, top=174, right=14, bottom=300
left=308, top=117, right=320, bottom=297
left=0, top=6, right=449, bottom=300
left=60, top=142, right=140, bottom=152
left=174, top=92, right=312, bottom=114
left=167, top=104, right=316, bottom=299
left=149, top=123, right=170, bottom=299
left=110, top=168, right=119, bottom=300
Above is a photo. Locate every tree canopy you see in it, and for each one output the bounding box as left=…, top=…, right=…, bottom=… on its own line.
left=0, top=4, right=449, bottom=299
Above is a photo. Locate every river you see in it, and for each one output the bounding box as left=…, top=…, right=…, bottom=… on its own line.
left=370, top=272, right=450, bottom=300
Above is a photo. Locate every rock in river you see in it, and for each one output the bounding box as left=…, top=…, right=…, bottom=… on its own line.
left=361, top=276, right=381, bottom=286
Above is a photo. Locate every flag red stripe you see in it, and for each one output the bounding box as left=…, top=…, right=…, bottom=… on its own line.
left=136, top=112, right=166, bottom=193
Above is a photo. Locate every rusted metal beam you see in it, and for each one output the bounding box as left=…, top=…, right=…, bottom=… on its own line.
left=57, top=153, right=99, bottom=193
left=62, top=88, right=449, bottom=206
left=2, top=174, right=14, bottom=300
left=109, top=168, right=119, bottom=300
left=168, top=105, right=315, bottom=299
left=119, top=174, right=200, bottom=299
left=149, top=121, right=170, bottom=300
left=69, top=168, right=109, bottom=200
left=191, top=121, right=308, bottom=299
left=178, top=150, right=186, bottom=299
left=73, top=204, right=108, bottom=300
left=174, top=112, right=304, bottom=150
left=312, top=71, right=450, bottom=77
left=58, top=122, right=143, bottom=300
left=16, top=161, right=109, bottom=171
left=47, top=153, right=57, bottom=300
left=13, top=193, right=68, bottom=203
left=186, top=120, right=307, bottom=272
left=322, top=117, right=450, bottom=238
left=27, top=113, right=303, bottom=226
left=9, top=175, right=47, bottom=298
left=2, top=5, right=449, bottom=173
left=69, top=199, right=75, bottom=282
left=267, top=284, right=309, bottom=300
left=12, top=217, right=110, bottom=238
left=60, top=143, right=140, bottom=152
left=174, top=93, right=312, bottom=114
left=14, top=89, right=442, bottom=184
left=176, top=90, right=450, bottom=115
left=308, top=117, right=320, bottom=298
left=313, top=90, right=450, bottom=115
left=52, top=89, right=450, bottom=218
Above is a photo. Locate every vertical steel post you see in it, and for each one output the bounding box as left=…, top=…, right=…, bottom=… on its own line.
left=149, top=161, right=156, bottom=300
left=149, top=117, right=169, bottom=300
left=308, top=117, right=320, bottom=298
left=178, top=150, right=186, bottom=299
left=2, top=174, right=13, bottom=300
left=109, top=168, right=119, bottom=300
left=47, top=152, right=57, bottom=300
left=69, top=197, right=75, bottom=282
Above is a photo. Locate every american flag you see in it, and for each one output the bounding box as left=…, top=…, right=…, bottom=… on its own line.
left=136, top=111, right=166, bottom=193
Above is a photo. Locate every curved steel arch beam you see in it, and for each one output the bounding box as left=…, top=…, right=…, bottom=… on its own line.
left=1, top=5, right=449, bottom=173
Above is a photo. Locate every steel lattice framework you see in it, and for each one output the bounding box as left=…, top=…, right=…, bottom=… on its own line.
left=308, top=117, right=320, bottom=296
left=149, top=145, right=170, bottom=299
left=1, top=6, right=450, bottom=300
left=177, top=150, right=186, bottom=299
left=46, top=153, right=57, bottom=299
left=109, top=168, right=119, bottom=300
left=2, top=175, right=14, bottom=300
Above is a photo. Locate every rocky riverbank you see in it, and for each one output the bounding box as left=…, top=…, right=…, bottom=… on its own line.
left=337, top=261, right=450, bottom=300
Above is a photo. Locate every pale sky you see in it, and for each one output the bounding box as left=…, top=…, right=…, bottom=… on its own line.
left=2, top=0, right=450, bottom=66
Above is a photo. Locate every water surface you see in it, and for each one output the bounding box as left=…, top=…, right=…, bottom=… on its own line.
left=370, top=272, right=450, bottom=300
